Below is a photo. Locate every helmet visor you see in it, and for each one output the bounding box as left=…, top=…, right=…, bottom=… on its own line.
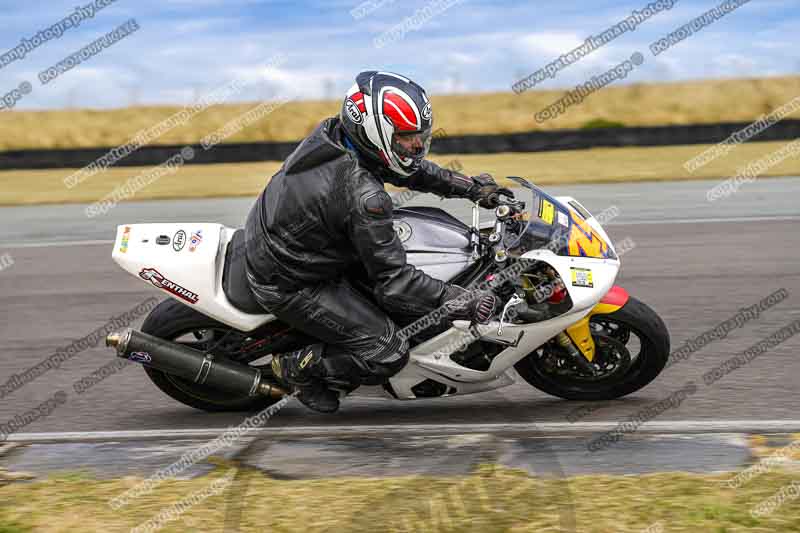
left=391, top=130, right=432, bottom=161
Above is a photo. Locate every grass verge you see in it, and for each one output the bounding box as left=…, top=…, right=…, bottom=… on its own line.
left=0, top=465, right=798, bottom=532
left=1, top=141, right=798, bottom=207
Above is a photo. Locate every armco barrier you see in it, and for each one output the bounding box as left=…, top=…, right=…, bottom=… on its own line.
left=2, top=120, right=799, bottom=171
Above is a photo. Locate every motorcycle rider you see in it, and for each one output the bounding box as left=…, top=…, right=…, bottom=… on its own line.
left=245, top=71, right=512, bottom=413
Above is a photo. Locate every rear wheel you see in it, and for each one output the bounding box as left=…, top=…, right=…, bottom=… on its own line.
left=141, top=299, right=281, bottom=412
left=514, top=297, right=670, bottom=400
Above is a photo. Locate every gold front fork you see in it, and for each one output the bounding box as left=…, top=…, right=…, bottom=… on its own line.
left=565, top=317, right=595, bottom=362
left=562, top=301, right=625, bottom=362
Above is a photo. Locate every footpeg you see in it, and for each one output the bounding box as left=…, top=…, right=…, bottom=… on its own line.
left=473, top=329, right=524, bottom=348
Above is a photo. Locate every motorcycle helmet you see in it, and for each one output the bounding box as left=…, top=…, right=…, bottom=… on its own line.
left=340, top=70, right=433, bottom=176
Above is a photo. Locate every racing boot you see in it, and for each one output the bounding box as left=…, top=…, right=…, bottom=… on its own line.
left=271, top=344, right=340, bottom=413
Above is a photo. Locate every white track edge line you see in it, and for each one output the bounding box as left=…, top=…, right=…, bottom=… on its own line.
left=7, top=420, right=800, bottom=442
left=1, top=239, right=113, bottom=249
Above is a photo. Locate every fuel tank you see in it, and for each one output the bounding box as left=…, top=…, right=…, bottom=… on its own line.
left=393, top=207, right=473, bottom=282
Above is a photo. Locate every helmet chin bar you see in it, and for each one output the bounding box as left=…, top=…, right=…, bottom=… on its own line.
left=383, top=149, right=414, bottom=177
left=386, top=133, right=428, bottom=176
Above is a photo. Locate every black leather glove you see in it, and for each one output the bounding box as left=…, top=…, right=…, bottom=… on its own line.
left=467, top=173, right=514, bottom=209
left=441, top=285, right=497, bottom=324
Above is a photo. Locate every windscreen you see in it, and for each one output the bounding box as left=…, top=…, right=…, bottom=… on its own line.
left=505, top=177, right=616, bottom=260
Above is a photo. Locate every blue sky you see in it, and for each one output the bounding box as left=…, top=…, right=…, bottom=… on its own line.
left=0, top=0, right=797, bottom=109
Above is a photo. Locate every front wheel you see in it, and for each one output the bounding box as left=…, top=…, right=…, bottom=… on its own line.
left=514, top=296, right=670, bottom=401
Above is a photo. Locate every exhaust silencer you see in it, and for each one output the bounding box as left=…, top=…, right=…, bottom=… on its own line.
left=106, top=329, right=286, bottom=398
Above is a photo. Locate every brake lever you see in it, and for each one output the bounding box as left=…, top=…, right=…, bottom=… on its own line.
left=498, top=294, right=524, bottom=335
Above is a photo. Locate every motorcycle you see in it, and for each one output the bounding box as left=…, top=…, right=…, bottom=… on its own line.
left=105, top=176, right=670, bottom=412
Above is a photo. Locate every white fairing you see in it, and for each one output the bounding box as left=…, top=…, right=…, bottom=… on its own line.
left=112, top=223, right=276, bottom=332
left=387, top=205, right=622, bottom=399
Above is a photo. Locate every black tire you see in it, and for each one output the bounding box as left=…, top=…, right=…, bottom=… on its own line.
left=515, top=296, right=670, bottom=401
left=140, top=299, right=280, bottom=412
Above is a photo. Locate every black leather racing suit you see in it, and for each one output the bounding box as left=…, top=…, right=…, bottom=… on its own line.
left=244, top=117, right=479, bottom=386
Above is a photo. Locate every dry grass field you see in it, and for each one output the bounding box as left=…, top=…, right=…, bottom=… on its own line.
left=1, top=76, right=799, bottom=151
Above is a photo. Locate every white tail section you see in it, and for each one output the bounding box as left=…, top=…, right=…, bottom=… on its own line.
left=112, top=223, right=275, bottom=332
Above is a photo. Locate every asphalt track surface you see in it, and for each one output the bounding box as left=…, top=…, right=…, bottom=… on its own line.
left=1, top=176, right=799, bottom=435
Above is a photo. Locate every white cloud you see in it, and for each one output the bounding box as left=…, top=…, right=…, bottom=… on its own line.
left=2, top=0, right=797, bottom=110
left=517, top=31, right=586, bottom=58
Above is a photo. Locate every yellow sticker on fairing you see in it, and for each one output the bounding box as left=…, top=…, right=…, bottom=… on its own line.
left=570, top=267, right=594, bottom=288
left=539, top=199, right=555, bottom=225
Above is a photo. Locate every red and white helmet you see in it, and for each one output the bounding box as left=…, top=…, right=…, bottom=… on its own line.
left=340, top=71, right=433, bottom=177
